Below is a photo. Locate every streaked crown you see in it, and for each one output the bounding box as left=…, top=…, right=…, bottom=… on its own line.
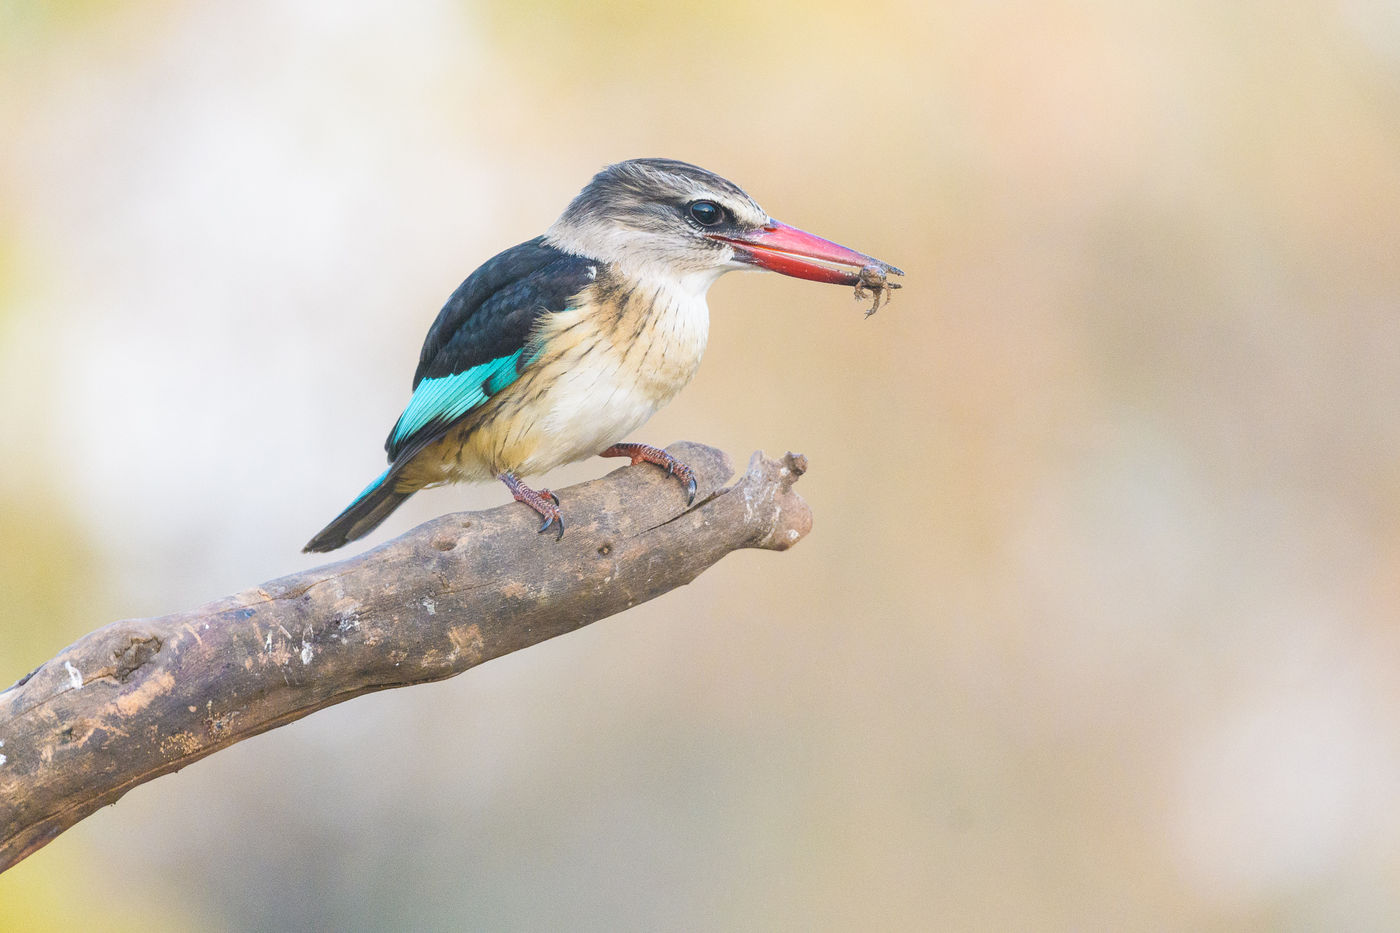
left=544, top=158, right=771, bottom=279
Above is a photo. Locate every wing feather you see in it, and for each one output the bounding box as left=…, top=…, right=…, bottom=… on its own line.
left=384, top=237, right=595, bottom=461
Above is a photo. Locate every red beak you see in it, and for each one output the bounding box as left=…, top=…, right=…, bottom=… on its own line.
left=709, top=220, right=903, bottom=286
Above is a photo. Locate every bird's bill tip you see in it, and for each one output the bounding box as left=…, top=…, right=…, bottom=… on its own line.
left=709, top=221, right=903, bottom=286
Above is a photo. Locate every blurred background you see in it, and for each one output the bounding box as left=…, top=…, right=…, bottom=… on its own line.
left=3, top=0, right=1399, bottom=929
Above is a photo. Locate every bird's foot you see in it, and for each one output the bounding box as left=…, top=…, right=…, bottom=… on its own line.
left=498, top=473, right=563, bottom=539
left=599, top=443, right=697, bottom=505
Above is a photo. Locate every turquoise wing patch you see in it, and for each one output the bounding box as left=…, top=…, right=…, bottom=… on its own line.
left=389, top=351, right=523, bottom=454
left=349, top=466, right=393, bottom=507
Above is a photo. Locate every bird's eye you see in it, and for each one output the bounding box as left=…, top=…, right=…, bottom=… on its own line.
left=687, top=200, right=723, bottom=227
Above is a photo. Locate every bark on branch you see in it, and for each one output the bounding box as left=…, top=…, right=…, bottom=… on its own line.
left=0, top=442, right=811, bottom=872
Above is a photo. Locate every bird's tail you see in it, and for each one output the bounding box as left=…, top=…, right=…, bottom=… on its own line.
left=303, top=467, right=414, bottom=553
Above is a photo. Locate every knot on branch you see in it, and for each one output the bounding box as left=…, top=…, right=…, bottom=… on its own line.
left=111, top=633, right=164, bottom=683
left=736, top=449, right=813, bottom=551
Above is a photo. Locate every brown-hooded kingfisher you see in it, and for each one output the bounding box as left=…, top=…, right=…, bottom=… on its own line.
left=304, top=158, right=903, bottom=552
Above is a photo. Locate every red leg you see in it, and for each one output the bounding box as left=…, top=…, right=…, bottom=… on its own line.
left=599, top=443, right=697, bottom=505
left=499, top=473, right=563, bottom=539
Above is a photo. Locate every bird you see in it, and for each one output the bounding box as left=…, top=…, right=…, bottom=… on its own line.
left=304, top=158, right=903, bottom=553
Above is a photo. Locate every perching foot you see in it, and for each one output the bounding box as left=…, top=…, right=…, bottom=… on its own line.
left=599, top=443, right=698, bottom=505
left=499, top=473, right=564, bottom=540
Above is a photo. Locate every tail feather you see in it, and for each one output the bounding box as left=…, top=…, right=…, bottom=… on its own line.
left=304, top=468, right=414, bottom=553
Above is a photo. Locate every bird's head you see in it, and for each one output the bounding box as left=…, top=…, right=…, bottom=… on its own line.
left=544, top=158, right=902, bottom=294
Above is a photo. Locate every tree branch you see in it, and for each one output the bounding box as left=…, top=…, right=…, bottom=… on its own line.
left=0, top=442, right=811, bottom=872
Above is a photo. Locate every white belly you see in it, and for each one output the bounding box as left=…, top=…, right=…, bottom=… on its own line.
left=521, top=283, right=710, bottom=473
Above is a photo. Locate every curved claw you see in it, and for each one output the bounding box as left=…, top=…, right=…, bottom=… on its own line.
left=544, top=490, right=560, bottom=506
left=686, top=477, right=697, bottom=505
left=537, top=513, right=564, bottom=540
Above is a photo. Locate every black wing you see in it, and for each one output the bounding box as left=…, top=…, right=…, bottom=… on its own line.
left=384, top=236, right=596, bottom=460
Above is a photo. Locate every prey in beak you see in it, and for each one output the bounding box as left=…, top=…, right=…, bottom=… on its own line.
left=708, top=221, right=904, bottom=314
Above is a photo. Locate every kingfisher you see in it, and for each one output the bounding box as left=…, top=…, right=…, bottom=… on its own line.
left=304, top=158, right=903, bottom=553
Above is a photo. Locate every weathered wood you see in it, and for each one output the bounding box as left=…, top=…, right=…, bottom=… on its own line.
left=0, top=442, right=811, bottom=872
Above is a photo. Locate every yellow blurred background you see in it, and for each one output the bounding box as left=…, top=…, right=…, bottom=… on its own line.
left=3, top=0, right=1400, bottom=928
